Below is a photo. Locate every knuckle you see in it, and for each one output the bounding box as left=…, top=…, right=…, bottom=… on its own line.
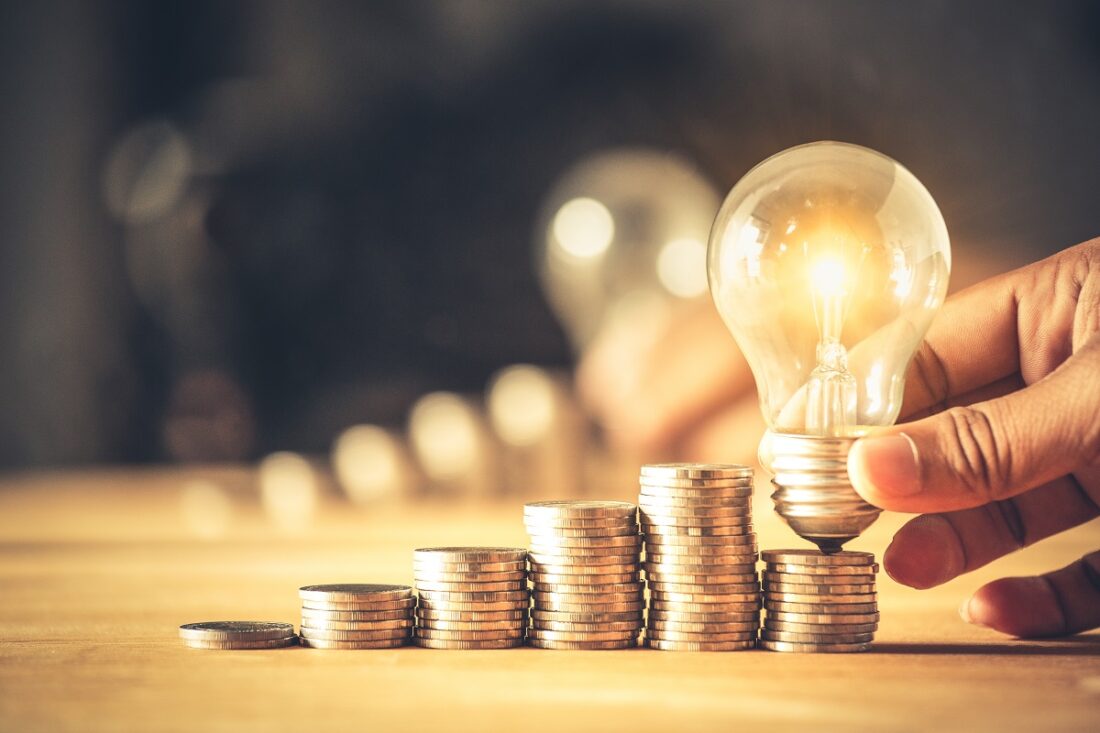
left=939, top=406, right=1012, bottom=501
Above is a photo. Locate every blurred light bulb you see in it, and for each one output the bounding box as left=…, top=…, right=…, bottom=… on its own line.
left=408, top=392, right=482, bottom=482
left=487, top=365, right=558, bottom=447
left=332, top=425, right=408, bottom=503
left=258, top=451, right=319, bottom=533
left=537, top=149, right=720, bottom=352
left=708, top=141, right=951, bottom=551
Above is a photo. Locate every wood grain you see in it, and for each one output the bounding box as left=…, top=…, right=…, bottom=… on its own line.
left=0, top=467, right=1097, bottom=732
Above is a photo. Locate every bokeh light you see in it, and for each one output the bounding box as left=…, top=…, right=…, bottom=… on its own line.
left=257, top=452, right=319, bottom=532
left=331, top=424, right=409, bottom=503
left=487, top=365, right=558, bottom=448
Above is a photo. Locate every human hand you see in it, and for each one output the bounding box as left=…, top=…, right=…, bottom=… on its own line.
left=848, top=238, right=1100, bottom=637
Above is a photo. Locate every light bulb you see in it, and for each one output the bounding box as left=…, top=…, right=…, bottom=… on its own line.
left=536, top=149, right=720, bottom=352
left=708, top=141, right=951, bottom=551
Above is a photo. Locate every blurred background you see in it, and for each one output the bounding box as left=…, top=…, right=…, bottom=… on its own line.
left=2, top=1, right=1099, bottom=511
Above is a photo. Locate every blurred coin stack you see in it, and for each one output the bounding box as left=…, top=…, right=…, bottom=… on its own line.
left=760, top=549, right=879, bottom=652
left=524, top=501, right=643, bottom=649
left=413, top=547, right=529, bottom=649
left=298, top=584, right=415, bottom=649
left=638, top=464, right=760, bottom=651
left=179, top=621, right=298, bottom=650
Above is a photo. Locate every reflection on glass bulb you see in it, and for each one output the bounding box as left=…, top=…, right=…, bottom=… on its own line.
left=709, top=141, right=951, bottom=549
left=537, top=149, right=720, bottom=352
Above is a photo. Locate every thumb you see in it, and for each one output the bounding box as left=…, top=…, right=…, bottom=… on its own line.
left=848, top=343, right=1100, bottom=513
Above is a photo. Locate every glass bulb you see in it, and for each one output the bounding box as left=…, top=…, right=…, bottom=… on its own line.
left=536, top=149, right=720, bottom=352
left=708, top=141, right=951, bottom=550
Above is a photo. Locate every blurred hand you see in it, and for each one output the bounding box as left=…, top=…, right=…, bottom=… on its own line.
left=848, top=238, right=1100, bottom=638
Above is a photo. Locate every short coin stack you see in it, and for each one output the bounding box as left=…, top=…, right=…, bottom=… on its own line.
left=639, top=464, right=760, bottom=651
left=760, top=549, right=879, bottom=652
left=413, top=547, right=529, bottom=649
left=525, top=501, right=643, bottom=650
left=179, top=621, right=297, bottom=650
left=298, top=584, right=415, bottom=649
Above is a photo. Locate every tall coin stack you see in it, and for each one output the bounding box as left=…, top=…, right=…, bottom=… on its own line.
left=298, top=584, right=415, bottom=649
left=524, top=501, right=644, bottom=650
left=413, top=547, right=529, bottom=649
left=639, top=464, right=760, bottom=651
left=759, top=549, right=879, bottom=652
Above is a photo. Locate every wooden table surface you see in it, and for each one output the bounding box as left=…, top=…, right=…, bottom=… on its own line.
left=1, top=466, right=1098, bottom=732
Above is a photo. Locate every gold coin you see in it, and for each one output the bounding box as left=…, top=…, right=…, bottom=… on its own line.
left=644, top=561, right=756, bottom=576
left=412, top=561, right=526, bottom=574
left=758, top=639, right=870, bottom=653
left=764, top=582, right=876, bottom=595
left=640, top=506, right=750, bottom=520
left=651, top=600, right=760, bottom=613
left=412, top=570, right=527, bottom=583
left=300, top=637, right=408, bottom=650
left=642, top=533, right=757, bottom=546
left=299, top=608, right=413, bottom=622
left=414, top=628, right=525, bottom=641
left=644, top=571, right=757, bottom=585
left=529, top=571, right=639, bottom=585
left=527, top=544, right=641, bottom=558
left=648, top=610, right=759, bottom=624
left=533, top=600, right=645, bottom=613
left=527, top=551, right=639, bottom=565
left=765, top=562, right=878, bottom=576
left=645, top=553, right=756, bottom=566
left=531, top=581, right=644, bottom=595
left=650, top=590, right=761, bottom=604
left=415, top=609, right=528, bottom=622
left=647, top=638, right=755, bottom=651
left=642, top=523, right=752, bottom=537
left=764, top=600, right=878, bottom=615
left=640, top=464, right=753, bottom=480
left=521, top=515, right=639, bottom=529
left=297, top=618, right=413, bottom=631
left=526, top=534, right=642, bottom=549
left=525, top=525, right=639, bottom=538
left=532, top=590, right=642, bottom=604
left=760, top=550, right=875, bottom=566
left=531, top=620, right=643, bottom=632
left=523, top=500, right=637, bottom=520
left=762, top=572, right=875, bottom=586
left=414, top=581, right=527, bottom=593
left=414, top=547, right=528, bottom=564
left=529, top=561, right=640, bottom=576
left=417, top=618, right=528, bottom=632
left=527, top=638, right=637, bottom=650
left=647, top=619, right=759, bottom=634
left=761, top=629, right=874, bottom=644
left=530, top=609, right=644, bottom=623
left=416, top=590, right=529, bottom=602
left=178, top=621, right=295, bottom=642
left=763, top=592, right=876, bottom=604
left=527, top=628, right=638, bottom=642
left=417, top=599, right=530, bottom=612
left=640, top=515, right=752, bottom=528
left=647, top=581, right=760, bottom=595
left=639, top=479, right=753, bottom=492
left=763, top=619, right=878, bottom=634
left=643, top=543, right=758, bottom=558
left=646, top=629, right=756, bottom=643
left=299, top=627, right=411, bottom=641
left=638, top=494, right=752, bottom=509
left=765, top=610, right=880, bottom=625
left=299, top=596, right=415, bottom=611
left=182, top=636, right=298, bottom=650
left=298, top=584, right=413, bottom=602
left=413, top=637, right=524, bottom=650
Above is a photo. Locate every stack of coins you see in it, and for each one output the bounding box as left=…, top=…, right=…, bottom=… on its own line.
left=298, top=584, right=415, bottom=649
left=760, top=549, right=879, bottom=653
left=638, top=464, right=760, bottom=651
left=413, top=547, right=529, bottom=649
left=179, top=621, right=297, bottom=650
left=524, top=501, right=643, bottom=650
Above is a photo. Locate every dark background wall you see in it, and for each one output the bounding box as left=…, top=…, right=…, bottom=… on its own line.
left=1, top=0, right=1098, bottom=468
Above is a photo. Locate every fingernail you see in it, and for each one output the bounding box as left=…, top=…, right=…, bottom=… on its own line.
left=849, top=432, right=921, bottom=498
left=958, top=597, right=975, bottom=625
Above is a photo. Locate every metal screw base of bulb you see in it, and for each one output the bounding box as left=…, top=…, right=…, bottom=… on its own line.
left=758, top=430, right=882, bottom=553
